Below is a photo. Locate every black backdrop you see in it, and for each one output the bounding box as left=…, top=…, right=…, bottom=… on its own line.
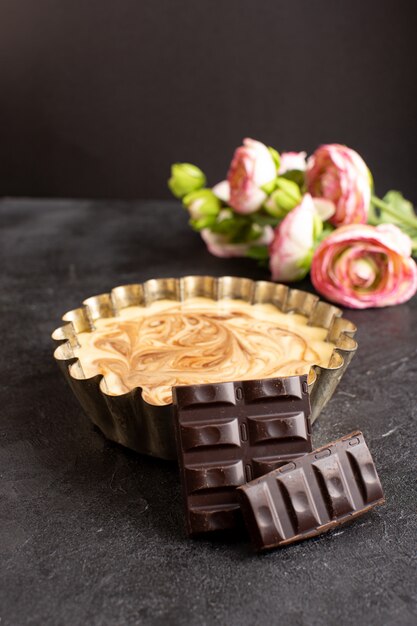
left=0, top=0, right=416, bottom=200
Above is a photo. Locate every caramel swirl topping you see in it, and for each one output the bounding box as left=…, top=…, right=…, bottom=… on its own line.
left=72, top=298, right=335, bottom=405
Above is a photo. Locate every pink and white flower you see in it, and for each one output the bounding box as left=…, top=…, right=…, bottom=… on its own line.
left=306, top=144, right=371, bottom=226
left=269, top=194, right=318, bottom=282
left=311, top=224, right=417, bottom=308
left=227, top=138, right=277, bottom=214
left=201, top=224, right=274, bottom=258
left=278, top=151, right=307, bottom=174
left=211, top=180, right=230, bottom=203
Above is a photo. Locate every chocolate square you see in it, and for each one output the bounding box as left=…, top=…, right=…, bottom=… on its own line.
left=173, top=375, right=312, bottom=536
left=237, top=431, right=385, bottom=550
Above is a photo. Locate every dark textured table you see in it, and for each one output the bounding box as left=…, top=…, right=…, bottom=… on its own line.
left=1, top=199, right=416, bottom=626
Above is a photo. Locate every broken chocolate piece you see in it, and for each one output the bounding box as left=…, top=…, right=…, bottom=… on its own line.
left=237, top=431, right=385, bottom=550
left=173, top=375, right=312, bottom=536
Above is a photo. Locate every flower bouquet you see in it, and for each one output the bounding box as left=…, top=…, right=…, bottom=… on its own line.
left=168, top=139, right=417, bottom=308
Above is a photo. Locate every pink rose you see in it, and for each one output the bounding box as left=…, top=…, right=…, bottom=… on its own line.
left=311, top=224, right=417, bottom=308
left=201, top=224, right=274, bottom=258
left=278, top=151, right=307, bottom=174
left=227, top=138, right=277, bottom=214
left=306, top=144, right=371, bottom=226
left=269, top=194, right=318, bottom=282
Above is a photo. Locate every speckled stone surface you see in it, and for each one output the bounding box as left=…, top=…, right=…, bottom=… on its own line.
left=1, top=199, right=416, bottom=626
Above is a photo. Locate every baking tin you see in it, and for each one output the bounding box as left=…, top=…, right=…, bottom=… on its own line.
left=52, top=276, right=357, bottom=460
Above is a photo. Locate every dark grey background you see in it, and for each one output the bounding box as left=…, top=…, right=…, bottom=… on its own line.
left=0, top=0, right=416, bottom=199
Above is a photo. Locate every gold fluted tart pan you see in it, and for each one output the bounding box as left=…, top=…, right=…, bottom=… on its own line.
left=52, top=276, right=357, bottom=460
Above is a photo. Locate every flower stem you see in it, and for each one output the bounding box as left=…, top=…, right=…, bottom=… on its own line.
left=371, top=195, right=417, bottom=229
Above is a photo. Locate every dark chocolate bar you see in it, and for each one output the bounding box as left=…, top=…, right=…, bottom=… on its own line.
left=173, top=375, right=312, bottom=536
left=237, top=431, right=385, bottom=550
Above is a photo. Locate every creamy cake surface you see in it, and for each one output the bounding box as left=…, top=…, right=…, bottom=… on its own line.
left=72, top=298, right=335, bottom=405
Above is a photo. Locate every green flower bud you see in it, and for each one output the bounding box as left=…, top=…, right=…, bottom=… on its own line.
left=268, top=146, right=281, bottom=171
left=189, top=215, right=218, bottom=231
left=261, top=179, right=277, bottom=195
left=264, top=177, right=302, bottom=217
left=183, top=189, right=221, bottom=219
left=168, top=163, right=206, bottom=198
left=312, top=212, right=323, bottom=242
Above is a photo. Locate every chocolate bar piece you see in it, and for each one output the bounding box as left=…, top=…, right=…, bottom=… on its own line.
left=173, top=375, right=312, bottom=536
left=237, top=431, right=385, bottom=551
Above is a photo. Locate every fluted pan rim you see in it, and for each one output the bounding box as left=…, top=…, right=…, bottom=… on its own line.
left=52, top=276, right=358, bottom=457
